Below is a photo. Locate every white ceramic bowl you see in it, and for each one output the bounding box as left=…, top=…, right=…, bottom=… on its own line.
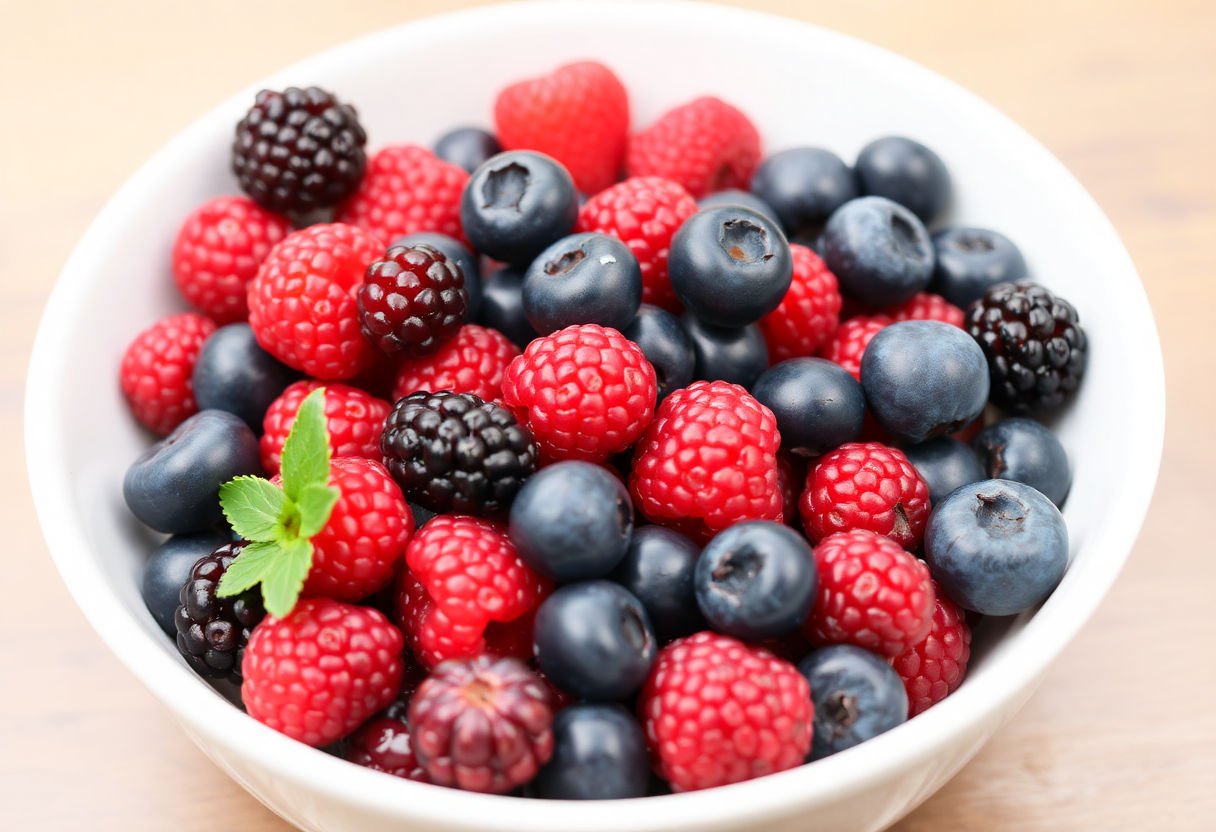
left=26, top=2, right=1164, bottom=830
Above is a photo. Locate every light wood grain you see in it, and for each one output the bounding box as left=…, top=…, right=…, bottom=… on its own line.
left=2, top=1, right=1214, bottom=829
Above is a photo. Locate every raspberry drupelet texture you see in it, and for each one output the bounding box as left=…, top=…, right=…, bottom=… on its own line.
left=630, top=380, right=782, bottom=543
left=338, top=144, right=469, bottom=246
left=343, top=696, right=430, bottom=782
left=886, top=291, right=965, bottom=328
left=357, top=243, right=469, bottom=357
left=242, top=598, right=404, bottom=747
left=501, top=324, right=658, bottom=464
left=800, top=442, right=931, bottom=549
left=893, top=580, right=972, bottom=716
left=120, top=312, right=217, bottom=435
left=171, top=196, right=292, bottom=324
left=260, top=380, right=391, bottom=475
left=394, top=515, right=550, bottom=668
left=639, top=632, right=812, bottom=792
left=232, top=86, right=367, bottom=214
left=408, top=655, right=555, bottom=793
left=805, top=530, right=936, bottom=658
left=247, top=223, right=384, bottom=380
left=174, top=542, right=266, bottom=682
left=760, top=243, right=843, bottom=362
left=965, top=281, right=1088, bottom=411
left=392, top=324, right=520, bottom=404
left=576, top=176, right=698, bottom=311
left=380, top=391, right=539, bottom=516
left=494, top=61, right=630, bottom=195
left=817, top=314, right=891, bottom=381
left=288, top=456, right=413, bottom=602
left=626, top=97, right=762, bottom=198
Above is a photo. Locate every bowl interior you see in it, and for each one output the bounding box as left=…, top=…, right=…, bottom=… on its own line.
left=26, top=2, right=1163, bottom=830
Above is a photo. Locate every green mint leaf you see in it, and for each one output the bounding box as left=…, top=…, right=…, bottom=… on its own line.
left=215, top=541, right=281, bottom=598
left=259, top=538, right=313, bottom=619
left=295, top=482, right=341, bottom=539
left=280, top=387, right=331, bottom=502
left=219, top=476, right=287, bottom=542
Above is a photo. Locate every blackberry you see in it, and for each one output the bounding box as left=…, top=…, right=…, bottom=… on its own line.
left=358, top=244, right=469, bottom=357
left=966, top=281, right=1087, bottom=411
left=232, top=86, right=367, bottom=214
left=380, top=391, right=538, bottom=516
left=173, top=542, right=265, bottom=682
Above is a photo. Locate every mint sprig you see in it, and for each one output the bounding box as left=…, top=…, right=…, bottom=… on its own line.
left=216, top=388, right=339, bottom=617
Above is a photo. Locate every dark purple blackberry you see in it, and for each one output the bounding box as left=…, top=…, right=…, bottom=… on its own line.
left=965, top=281, right=1087, bottom=411
left=232, top=86, right=367, bottom=214
left=173, top=542, right=265, bottom=682
left=380, top=391, right=538, bottom=516
left=357, top=244, right=469, bottom=357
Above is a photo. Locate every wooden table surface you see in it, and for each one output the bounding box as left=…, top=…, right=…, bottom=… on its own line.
left=3, top=1, right=1214, bottom=829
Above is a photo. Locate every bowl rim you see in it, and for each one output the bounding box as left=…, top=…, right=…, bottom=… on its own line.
left=25, top=1, right=1165, bottom=828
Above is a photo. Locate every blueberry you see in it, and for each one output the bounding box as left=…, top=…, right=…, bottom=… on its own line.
left=393, top=232, right=482, bottom=320
left=861, top=321, right=989, bottom=443
left=610, top=526, right=704, bottom=642
left=855, top=136, right=951, bottom=224
left=533, top=704, right=649, bottom=800
left=461, top=150, right=578, bottom=266
left=681, top=315, right=769, bottom=388
left=192, top=324, right=298, bottom=431
left=623, top=305, right=694, bottom=402
left=433, top=126, right=501, bottom=174
left=930, top=227, right=1027, bottom=307
left=798, top=644, right=908, bottom=760
left=695, top=521, right=817, bottom=640
left=902, top=437, right=985, bottom=506
left=533, top=581, right=656, bottom=701
left=668, top=205, right=793, bottom=327
left=509, top=461, right=634, bottom=582
left=973, top=417, right=1071, bottom=507
left=752, top=358, right=864, bottom=457
left=123, top=410, right=260, bottom=534
left=750, top=147, right=857, bottom=239
left=141, top=531, right=229, bottom=636
left=522, top=232, right=642, bottom=334
left=478, top=266, right=538, bottom=349
left=821, top=196, right=934, bottom=307
left=925, top=478, right=1068, bottom=616
left=697, top=189, right=780, bottom=225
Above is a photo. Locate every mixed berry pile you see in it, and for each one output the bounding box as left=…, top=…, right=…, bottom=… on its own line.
left=123, top=62, right=1086, bottom=798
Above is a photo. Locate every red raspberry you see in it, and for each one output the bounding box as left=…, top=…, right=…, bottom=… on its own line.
left=260, top=381, right=391, bottom=475
left=575, top=176, right=697, bottom=310
left=800, top=442, right=930, bottom=548
left=338, top=144, right=467, bottom=245
left=292, top=457, right=412, bottom=602
left=804, top=530, right=935, bottom=658
left=501, top=324, right=657, bottom=464
left=626, top=97, right=761, bottom=199
left=343, top=698, right=430, bottom=783
left=120, top=312, right=216, bottom=435
left=893, top=581, right=972, bottom=716
left=885, top=292, right=965, bottom=328
left=247, top=223, right=384, bottom=380
left=357, top=244, right=468, bottom=357
left=760, top=244, right=842, bottom=362
left=817, top=314, right=891, bottom=380
left=408, top=655, right=554, bottom=794
left=242, top=598, right=404, bottom=747
left=630, top=380, right=782, bottom=542
left=392, top=324, right=519, bottom=403
left=171, top=196, right=291, bottom=324
left=394, top=516, right=550, bottom=669
left=639, top=632, right=812, bottom=792
left=494, top=61, right=629, bottom=195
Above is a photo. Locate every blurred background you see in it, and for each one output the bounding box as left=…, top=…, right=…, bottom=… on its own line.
left=2, top=1, right=1213, bottom=829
